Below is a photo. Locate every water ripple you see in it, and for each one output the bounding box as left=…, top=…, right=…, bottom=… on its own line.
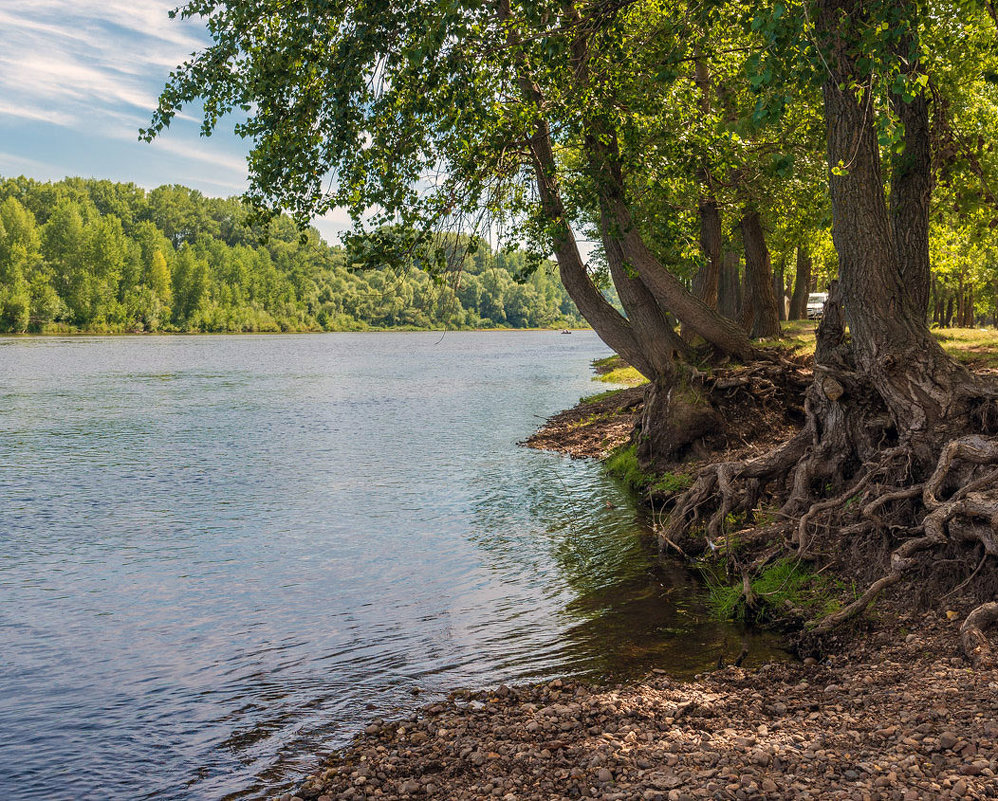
left=0, top=332, right=785, bottom=801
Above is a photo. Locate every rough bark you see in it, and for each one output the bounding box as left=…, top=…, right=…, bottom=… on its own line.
left=817, top=0, right=972, bottom=450
left=890, top=83, right=932, bottom=318
left=740, top=209, right=782, bottom=339
left=681, top=199, right=723, bottom=341
left=789, top=246, right=812, bottom=320
left=599, top=200, right=692, bottom=372
left=718, top=251, right=740, bottom=321
left=739, top=260, right=754, bottom=333
left=527, top=124, right=656, bottom=379
left=773, top=255, right=787, bottom=321
left=693, top=199, right=722, bottom=310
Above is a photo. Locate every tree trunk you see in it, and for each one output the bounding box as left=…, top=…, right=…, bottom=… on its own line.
left=740, top=209, right=782, bottom=339
left=739, top=258, right=754, bottom=333
left=773, top=254, right=787, bottom=321
left=890, top=75, right=932, bottom=318
left=588, top=132, right=757, bottom=360
left=789, top=246, right=812, bottom=320
left=599, top=200, right=691, bottom=370
left=556, top=0, right=757, bottom=362
left=694, top=199, right=722, bottom=309
left=718, top=250, right=740, bottom=321
left=681, top=199, right=723, bottom=340
left=958, top=274, right=966, bottom=327
left=945, top=295, right=955, bottom=327
left=497, top=6, right=661, bottom=381
left=817, top=0, right=971, bottom=447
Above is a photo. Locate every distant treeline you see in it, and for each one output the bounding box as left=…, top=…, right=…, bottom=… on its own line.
left=0, top=176, right=586, bottom=333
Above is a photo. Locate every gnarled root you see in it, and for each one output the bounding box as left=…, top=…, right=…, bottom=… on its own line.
left=961, top=602, right=998, bottom=669
left=811, top=436, right=998, bottom=654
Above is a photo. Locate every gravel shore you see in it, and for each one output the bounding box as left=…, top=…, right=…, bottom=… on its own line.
left=275, top=609, right=997, bottom=801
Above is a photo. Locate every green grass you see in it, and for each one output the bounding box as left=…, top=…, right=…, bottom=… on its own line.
left=774, top=322, right=998, bottom=366
left=650, top=471, right=694, bottom=494
left=591, top=355, right=649, bottom=387
left=595, top=364, right=647, bottom=386
left=579, top=387, right=627, bottom=405
left=933, top=327, right=998, bottom=369
left=603, top=444, right=654, bottom=492
left=703, top=557, right=844, bottom=624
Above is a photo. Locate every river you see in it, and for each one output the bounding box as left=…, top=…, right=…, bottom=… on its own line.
left=0, top=331, right=783, bottom=800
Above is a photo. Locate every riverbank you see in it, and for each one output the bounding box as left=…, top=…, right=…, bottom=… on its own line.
left=278, top=611, right=997, bottom=800
left=272, top=351, right=998, bottom=801
left=0, top=325, right=594, bottom=337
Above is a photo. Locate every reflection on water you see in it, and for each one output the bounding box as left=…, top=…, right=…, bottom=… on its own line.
left=0, top=332, right=784, bottom=801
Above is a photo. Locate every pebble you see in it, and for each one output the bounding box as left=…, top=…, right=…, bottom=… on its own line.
left=268, top=620, right=998, bottom=801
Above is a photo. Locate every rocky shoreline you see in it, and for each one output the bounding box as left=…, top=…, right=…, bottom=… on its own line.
left=275, top=609, right=997, bottom=800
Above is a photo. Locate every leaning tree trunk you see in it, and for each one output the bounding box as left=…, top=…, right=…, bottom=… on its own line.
left=680, top=56, right=723, bottom=340
left=598, top=198, right=691, bottom=372
left=498, top=9, right=661, bottom=382
left=789, top=245, right=812, bottom=320
left=740, top=209, right=782, bottom=339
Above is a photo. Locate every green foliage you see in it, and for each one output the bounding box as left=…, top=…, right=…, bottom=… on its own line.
left=703, top=557, right=843, bottom=624
left=579, top=387, right=626, bottom=405
left=650, top=472, right=694, bottom=494
left=603, top=444, right=654, bottom=492
left=0, top=175, right=586, bottom=334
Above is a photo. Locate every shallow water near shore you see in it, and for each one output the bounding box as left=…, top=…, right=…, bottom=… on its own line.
left=0, top=331, right=785, bottom=801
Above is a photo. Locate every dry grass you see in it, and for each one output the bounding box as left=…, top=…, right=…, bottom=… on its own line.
left=933, top=327, right=998, bottom=370
left=775, top=322, right=998, bottom=369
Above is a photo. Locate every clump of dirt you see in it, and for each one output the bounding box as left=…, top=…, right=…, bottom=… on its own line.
left=521, top=386, right=644, bottom=459
left=524, top=359, right=810, bottom=472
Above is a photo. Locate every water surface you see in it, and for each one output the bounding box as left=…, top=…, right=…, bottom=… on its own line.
left=0, top=332, right=783, bottom=800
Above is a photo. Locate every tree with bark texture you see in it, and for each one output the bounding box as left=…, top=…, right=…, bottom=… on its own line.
left=665, top=0, right=998, bottom=665
left=148, top=0, right=998, bottom=664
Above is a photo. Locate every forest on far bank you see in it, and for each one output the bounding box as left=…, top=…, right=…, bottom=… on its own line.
left=0, top=176, right=587, bottom=334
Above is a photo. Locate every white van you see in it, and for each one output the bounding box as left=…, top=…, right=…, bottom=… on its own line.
left=806, top=292, right=829, bottom=319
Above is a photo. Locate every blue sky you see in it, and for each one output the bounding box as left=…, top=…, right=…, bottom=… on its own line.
left=0, top=1, right=349, bottom=243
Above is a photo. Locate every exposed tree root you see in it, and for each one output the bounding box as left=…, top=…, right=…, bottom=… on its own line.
left=656, top=290, right=998, bottom=667
left=961, top=601, right=998, bottom=669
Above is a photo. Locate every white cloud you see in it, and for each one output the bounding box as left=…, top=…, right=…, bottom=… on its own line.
left=0, top=150, right=60, bottom=177
left=0, top=1, right=208, bottom=126
left=145, top=135, right=249, bottom=176
left=0, top=102, right=76, bottom=127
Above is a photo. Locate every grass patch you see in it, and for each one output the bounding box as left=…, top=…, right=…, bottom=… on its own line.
left=595, top=364, right=647, bottom=386
left=933, top=327, right=998, bottom=369
left=579, top=387, right=626, bottom=405
left=603, top=444, right=654, bottom=492
left=650, top=471, right=694, bottom=494
left=775, top=322, right=998, bottom=367
left=702, top=557, right=845, bottom=624
left=591, top=355, right=649, bottom=387
left=592, top=355, right=618, bottom=372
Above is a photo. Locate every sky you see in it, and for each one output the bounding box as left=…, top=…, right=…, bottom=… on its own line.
left=0, top=1, right=350, bottom=243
